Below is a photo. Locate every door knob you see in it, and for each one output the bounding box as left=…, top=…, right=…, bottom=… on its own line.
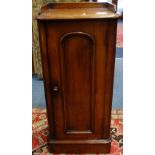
left=52, top=85, right=59, bottom=92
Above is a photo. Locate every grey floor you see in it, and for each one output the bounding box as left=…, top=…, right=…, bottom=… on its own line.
left=112, top=58, right=123, bottom=108
left=32, top=48, right=123, bottom=109
left=32, top=75, right=46, bottom=109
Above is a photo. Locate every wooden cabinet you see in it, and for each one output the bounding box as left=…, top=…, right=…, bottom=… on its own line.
left=37, top=2, right=120, bottom=153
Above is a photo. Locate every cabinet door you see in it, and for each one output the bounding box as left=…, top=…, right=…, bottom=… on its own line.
left=45, top=20, right=116, bottom=140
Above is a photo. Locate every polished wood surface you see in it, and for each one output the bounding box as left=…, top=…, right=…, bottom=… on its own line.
left=60, top=32, right=94, bottom=134
left=37, top=2, right=119, bottom=153
left=37, top=2, right=121, bottom=20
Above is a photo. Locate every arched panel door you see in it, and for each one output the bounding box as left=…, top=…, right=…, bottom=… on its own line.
left=45, top=21, right=110, bottom=140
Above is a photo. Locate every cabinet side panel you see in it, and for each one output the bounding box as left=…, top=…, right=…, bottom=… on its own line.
left=37, top=21, right=55, bottom=138
left=103, top=20, right=117, bottom=138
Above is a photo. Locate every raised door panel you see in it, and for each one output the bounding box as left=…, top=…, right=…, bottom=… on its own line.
left=60, top=32, right=95, bottom=134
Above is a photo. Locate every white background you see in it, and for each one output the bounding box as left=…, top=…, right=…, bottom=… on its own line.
left=0, top=0, right=155, bottom=154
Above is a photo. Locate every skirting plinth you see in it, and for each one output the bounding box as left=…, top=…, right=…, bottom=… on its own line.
left=48, top=138, right=111, bottom=153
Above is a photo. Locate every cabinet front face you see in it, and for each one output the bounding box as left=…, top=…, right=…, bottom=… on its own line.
left=44, top=20, right=116, bottom=140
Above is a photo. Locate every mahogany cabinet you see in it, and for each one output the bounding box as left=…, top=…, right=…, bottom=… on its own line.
left=37, top=2, right=120, bottom=153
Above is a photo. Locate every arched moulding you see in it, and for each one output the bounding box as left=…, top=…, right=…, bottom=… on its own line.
left=60, top=32, right=95, bottom=43
left=59, top=31, right=96, bottom=135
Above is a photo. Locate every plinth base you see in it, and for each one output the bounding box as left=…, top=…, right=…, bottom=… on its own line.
left=48, top=138, right=111, bottom=153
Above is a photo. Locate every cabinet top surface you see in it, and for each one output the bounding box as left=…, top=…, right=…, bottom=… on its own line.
left=37, top=2, right=121, bottom=20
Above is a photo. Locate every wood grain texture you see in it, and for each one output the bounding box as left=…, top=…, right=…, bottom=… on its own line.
left=60, top=32, right=94, bottom=134
left=37, top=2, right=119, bottom=153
